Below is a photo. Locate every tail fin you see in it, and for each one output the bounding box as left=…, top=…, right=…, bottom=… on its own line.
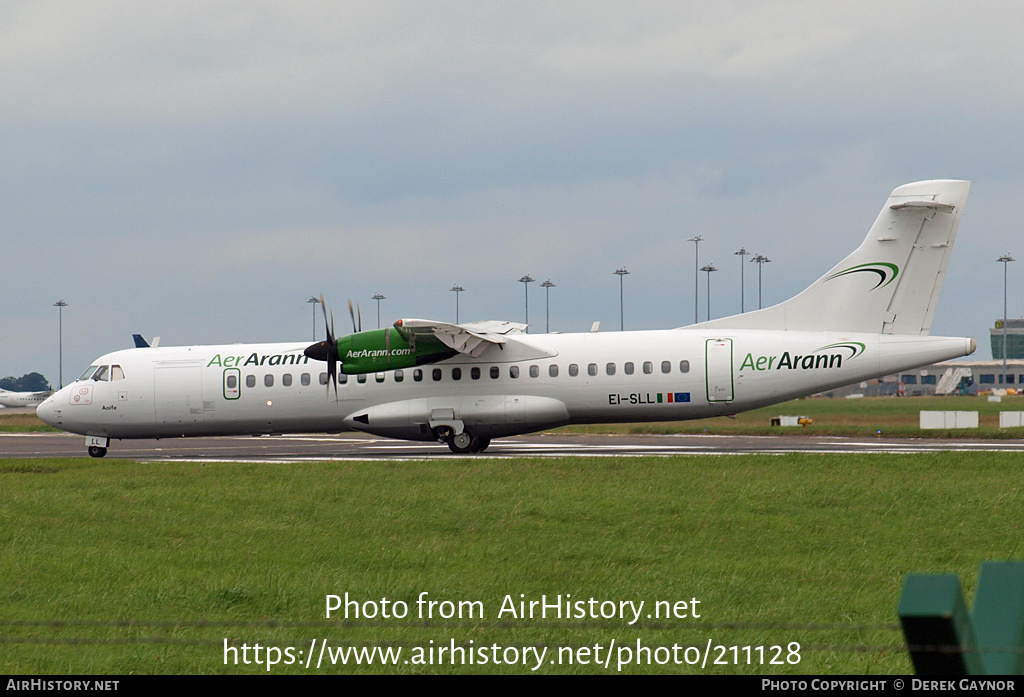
left=696, top=179, right=970, bottom=335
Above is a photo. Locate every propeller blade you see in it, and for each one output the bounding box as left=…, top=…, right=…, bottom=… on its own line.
left=307, top=294, right=340, bottom=400
left=348, top=300, right=357, bottom=334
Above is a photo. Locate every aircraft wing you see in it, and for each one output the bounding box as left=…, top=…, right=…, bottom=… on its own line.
left=394, top=319, right=528, bottom=358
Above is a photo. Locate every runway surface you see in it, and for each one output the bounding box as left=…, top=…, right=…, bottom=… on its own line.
left=4, top=430, right=1024, bottom=461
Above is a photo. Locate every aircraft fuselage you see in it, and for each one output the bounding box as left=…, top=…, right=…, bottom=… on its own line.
left=36, top=328, right=974, bottom=445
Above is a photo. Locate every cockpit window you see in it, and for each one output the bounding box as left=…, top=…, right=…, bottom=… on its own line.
left=111, top=365, right=125, bottom=381
left=78, top=366, right=99, bottom=381
left=92, top=366, right=110, bottom=381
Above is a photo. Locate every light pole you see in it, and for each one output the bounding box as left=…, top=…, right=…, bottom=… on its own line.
left=53, top=299, right=68, bottom=389
left=450, top=285, right=464, bottom=323
left=751, top=254, right=771, bottom=309
left=540, top=280, right=555, bottom=333
left=998, top=253, right=1015, bottom=386
left=372, top=292, right=386, bottom=329
left=700, top=264, right=718, bottom=321
left=306, top=295, right=319, bottom=340
left=687, top=235, right=703, bottom=324
left=518, top=275, right=534, bottom=331
left=613, top=267, right=630, bottom=331
left=735, top=247, right=750, bottom=312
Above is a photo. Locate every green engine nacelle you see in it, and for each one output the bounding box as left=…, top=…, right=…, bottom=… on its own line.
left=336, top=328, right=456, bottom=374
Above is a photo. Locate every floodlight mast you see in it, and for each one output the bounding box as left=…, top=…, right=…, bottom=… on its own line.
left=306, top=295, right=319, bottom=341
left=613, top=267, right=629, bottom=331
left=518, top=275, right=534, bottom=332
left=687, top=235, right=703, bottom=324
left=53, top=299, right=68, bottom=389
left=700, top=264, right=717, bottom=321
left=372, top=293, right=386, bottom=329
left=540, top=280, right=556, bottom=333
left=735, top=247, right=751, bottom=313
left=450, top=285, right=464, bottom=324
left=751, top=254, right=771, bottom=309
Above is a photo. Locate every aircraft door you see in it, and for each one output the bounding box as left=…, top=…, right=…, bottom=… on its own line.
left=154, top=366, right=204, bottom=425
left=705, top=338, right=735, bottom=403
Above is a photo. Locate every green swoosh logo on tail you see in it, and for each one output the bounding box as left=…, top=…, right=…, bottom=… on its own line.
left=825, top=262, right=899, bottom=290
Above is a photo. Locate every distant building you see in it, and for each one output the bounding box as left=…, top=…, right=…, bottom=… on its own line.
left=991, top=319, right=1024, bottom=360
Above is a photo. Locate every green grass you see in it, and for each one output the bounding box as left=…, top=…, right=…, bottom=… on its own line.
left=2, top=453, right=1022, bottom=674
left=0, top=412, right=58, bottom=432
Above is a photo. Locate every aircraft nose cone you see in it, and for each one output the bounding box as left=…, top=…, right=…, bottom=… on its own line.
left=36, top=395, right=56, bottom=426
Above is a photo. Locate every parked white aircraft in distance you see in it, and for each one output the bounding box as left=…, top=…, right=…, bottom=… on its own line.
left=0, top=388, right=53, bottom=409
left=37, top=180, right=977, bottom=457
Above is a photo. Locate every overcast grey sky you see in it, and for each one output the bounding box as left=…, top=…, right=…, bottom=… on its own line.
left=3, top=1, right=1023, bottom=382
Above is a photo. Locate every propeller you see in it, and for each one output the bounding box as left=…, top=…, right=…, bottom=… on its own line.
left=304, top=294, right=340, bottom=399
left=348, top=299, right=362, bottom=333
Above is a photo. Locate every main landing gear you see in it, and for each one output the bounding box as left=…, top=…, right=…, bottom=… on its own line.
left=435, top=426, right=491, bottom=454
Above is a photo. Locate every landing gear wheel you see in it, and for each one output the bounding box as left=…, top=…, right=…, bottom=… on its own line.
left=471, top=436, right=490, bottom=453
left=88, top=446, right=107, bottom=458
left=447, top=431, right=474, bottom=454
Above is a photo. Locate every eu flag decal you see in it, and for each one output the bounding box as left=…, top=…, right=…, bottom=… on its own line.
left=674, top=392, right=690, bottom=403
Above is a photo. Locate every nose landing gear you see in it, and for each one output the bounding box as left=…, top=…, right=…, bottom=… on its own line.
left=86, top=435, right=109, bottom=458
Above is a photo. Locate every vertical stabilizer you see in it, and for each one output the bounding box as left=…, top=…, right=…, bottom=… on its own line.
left=694, top=180, right=970, bottom=335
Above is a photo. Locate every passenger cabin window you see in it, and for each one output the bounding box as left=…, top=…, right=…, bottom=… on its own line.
left=357, top=374, right=367, bottom=384
left=375, top=372, right=385, bottom=383
left=413, top=369, right=423, bottom=382
left=264, top=374, right=274, bottom=387
left=395, top=369, right=404, bottom=382
left=529, top=365, right=539, bottom=378
left=569, top=364, right=579, bottom=377
left=549, top=364, right=558, bottom=377
left=320, top=373, right=328, bottom=385
left=471, top=367, right=481, bottom=380
left=247, top=375, right=257, bottom=388
left=624, top=362, right=634, bottom=375
left=606, top=363, right=616, bottom=376
left=452, top=368, right=462, bottom=381
left=643, top=361, right=653, bottom=374
left=679, top=360, right=690, bottom=373
left=283, top=374, right=292, bottom=387
left=661, top=361, right=671, bottom=374
left=432, top=368, right=442, bottom=381
left=588, top=363, right=598, bottom=376
left=510, top=366, right=520, bottom=379
left=302, top=373, right=311, bottom=386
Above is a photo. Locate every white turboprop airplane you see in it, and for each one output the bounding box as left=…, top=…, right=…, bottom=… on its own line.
left=0, top=388, right=53, bottom=409
left=37, top=180, right=977, bottom=458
